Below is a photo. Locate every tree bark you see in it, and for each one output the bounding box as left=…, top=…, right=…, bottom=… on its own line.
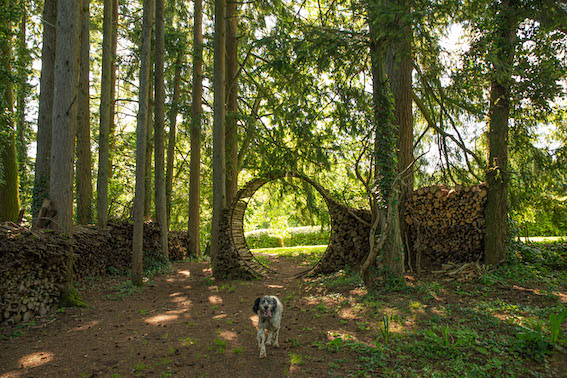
left=0, top=0, right=20, bottom=222
left=484, top=0, right=518, bottom=265
left=384, top=0, right=413, bottom=270
left=225, top=0, right=239, bottom=204
left=33, top=0, right=57, bottom=221
left=211, top=0, right=227, bottom=273
left=188, top=0, right=203, bottom=257
left=165, top=50, right=182, bottom=225
left=96, top=0, right=114, bottom=227
left=154, top=0, right=168, bottom=256
left=50, top=0, right=81, bottom=303
left=133, top=0, right=154, bottom=286
left=109, top=0, right=118, bottom=178
left=76, top=0, right=93, bottom=225
left=364, top=0, right=405, bottom=285
left=16, top=1, right=29, bottom=195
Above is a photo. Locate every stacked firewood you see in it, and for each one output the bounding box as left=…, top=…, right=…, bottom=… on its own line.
left=405, top=184, right=487, bottom=269
left=1, top=221, right=192, bottom=325
left=0, top=223, right=70, bottom=325
left=316, top=202, right=371, bottom=274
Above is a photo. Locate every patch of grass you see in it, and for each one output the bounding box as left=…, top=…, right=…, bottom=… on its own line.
left=212, top=337, right=227, bottom=353
left=289, top=352, right=304, bottom=365
left=179, top=336, right=195, bottom=347
left=252, top=245, right=327, bottom=266
left=219, top=283, right=236, bottom=292
left=308, top=268, right=364, bottom=289
left=104, top=280, right=144, bottom=301
left=233, top=346, right=244, bottom=354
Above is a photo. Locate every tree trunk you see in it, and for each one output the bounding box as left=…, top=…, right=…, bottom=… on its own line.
left=362, top=0, right=405, bottom=287
left=109, top=0, right=118, bottom=178
left=154, top=0, right=168, bottom=257
left=485, top=0, right=518, bottom=265
left=384, top=0, right=413, bottom=270
left=133, top=0, right=154, bottom=286
left=0, top=0, right=20, bottom=222
left=188, top=0, right=203, bottom=257
left=211, top=0, right=227, bottom=273
left=50, top=0, right=81, bottom=303
left=225, top=0, right=238, bottom=204
left=96, top=0, right=114, bottom=227
left=16, top=1, right=29, bottom=196
left=33, top=0, right=57, bottom=221
left=75, top=0, right=93, bottom=225
left=165, top=50, right=182, bottom=225
left=144, top=88, right=153, bottom=219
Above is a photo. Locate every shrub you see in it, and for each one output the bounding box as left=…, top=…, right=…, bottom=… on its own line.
left=245, top=226, right=330, bottom=249
left=244, top=229, right=282, bottom=249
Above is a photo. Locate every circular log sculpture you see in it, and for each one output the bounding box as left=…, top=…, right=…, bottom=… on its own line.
left=214, top=172, right=372, bottom=279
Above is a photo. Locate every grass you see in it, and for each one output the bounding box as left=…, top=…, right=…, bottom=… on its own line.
left=251, top=245, right=327, bottom=267
left=305, top=240, right=567, bottom=376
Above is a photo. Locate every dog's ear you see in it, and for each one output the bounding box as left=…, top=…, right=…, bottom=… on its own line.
left=253, top=297, right=261, bottom=314
left=271, top=297, right=277, bottom=311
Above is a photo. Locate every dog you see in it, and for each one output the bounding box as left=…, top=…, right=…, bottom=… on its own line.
left=253, top=295, right=283, bottom=358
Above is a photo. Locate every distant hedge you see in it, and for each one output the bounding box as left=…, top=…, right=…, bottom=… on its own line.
left=245, top=226, right=330, bottom=249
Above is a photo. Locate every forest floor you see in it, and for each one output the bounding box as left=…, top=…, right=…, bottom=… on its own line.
left=1, top=248, right=567, bottom=377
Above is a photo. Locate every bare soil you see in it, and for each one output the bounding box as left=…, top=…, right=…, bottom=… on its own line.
left=1, top=257, right=566, bottom=377
left=0, top=259, right=363, bottom=377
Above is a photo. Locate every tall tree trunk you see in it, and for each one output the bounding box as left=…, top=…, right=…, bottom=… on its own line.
left=16, top=0, right=29, bottom=197
left=50, top=0, right=81, bottom=303
left=154, top=0, right=168, bottom=256
left=96, top=0, right=114, bottom=227
left=361, top=0, right=404, bottom=288
left=0, top=0, right=20, bottom=222
left=188, top=0, right=203, bottom=257
left=109, top=0, right=118, bottom=178
left=76, top=0, right=93, bottom=225
left=133, top=0, right=154, bottom=286
left=211, top=0, right=227, bottom=273
left=32, top=0, right=57, bottom=221
left=144, top=81, right=154, bottom=219
left=384, top=0, right=413, bottom=270
left=225, top=0, right=238, bottom=204
left=166, top=50, right=182, bottom=224
left=485, top=0, right=518, bottom=265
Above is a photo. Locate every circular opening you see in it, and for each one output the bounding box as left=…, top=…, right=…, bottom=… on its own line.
left=243, top=177, right=331, bottom=276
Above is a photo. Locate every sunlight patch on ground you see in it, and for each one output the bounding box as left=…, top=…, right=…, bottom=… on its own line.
left=208, top=295, right=223, bottom=304
left=18, top=351, right=54, bottom=369
left=218, top=330, right=238, bottom=341
left=178, top=269, right=191, bottom=277
left=70, top=320, right=99, bottom=332
left=145, top=313, right=179, bottom=325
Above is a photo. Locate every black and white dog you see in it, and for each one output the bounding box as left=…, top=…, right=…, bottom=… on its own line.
left=253, top=295, right=283, bottom=358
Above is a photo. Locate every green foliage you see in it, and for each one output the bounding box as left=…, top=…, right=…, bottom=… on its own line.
left=245, top=226, right=330, bottom=249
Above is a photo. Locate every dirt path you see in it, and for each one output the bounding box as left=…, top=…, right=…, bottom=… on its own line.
left=0, top=261, right=361, bottom=377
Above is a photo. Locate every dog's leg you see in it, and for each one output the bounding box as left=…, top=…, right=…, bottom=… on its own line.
left=258, top=329, right=267, bottom=358
left=273, top=326, right=280, bottom=347
left=266, top=330, right=273, bottom=345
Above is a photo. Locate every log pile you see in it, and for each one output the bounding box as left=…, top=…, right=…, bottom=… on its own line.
left=405, top=184, right=487, bottom=270
left=0, top=222, right=71, bottom=326
left=1, top=221, right=192, bottom=326
left=315, top=202, right=371, bottom=274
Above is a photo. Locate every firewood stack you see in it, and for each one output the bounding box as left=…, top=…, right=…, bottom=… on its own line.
left=1, top=221, right=192, bottom=326
left=0, top=222, right=71, bottom=326
left=405, top=184, right=487, bottom=270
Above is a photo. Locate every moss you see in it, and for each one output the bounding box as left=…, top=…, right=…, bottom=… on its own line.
left=59, top=286, right=87, bottom=308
